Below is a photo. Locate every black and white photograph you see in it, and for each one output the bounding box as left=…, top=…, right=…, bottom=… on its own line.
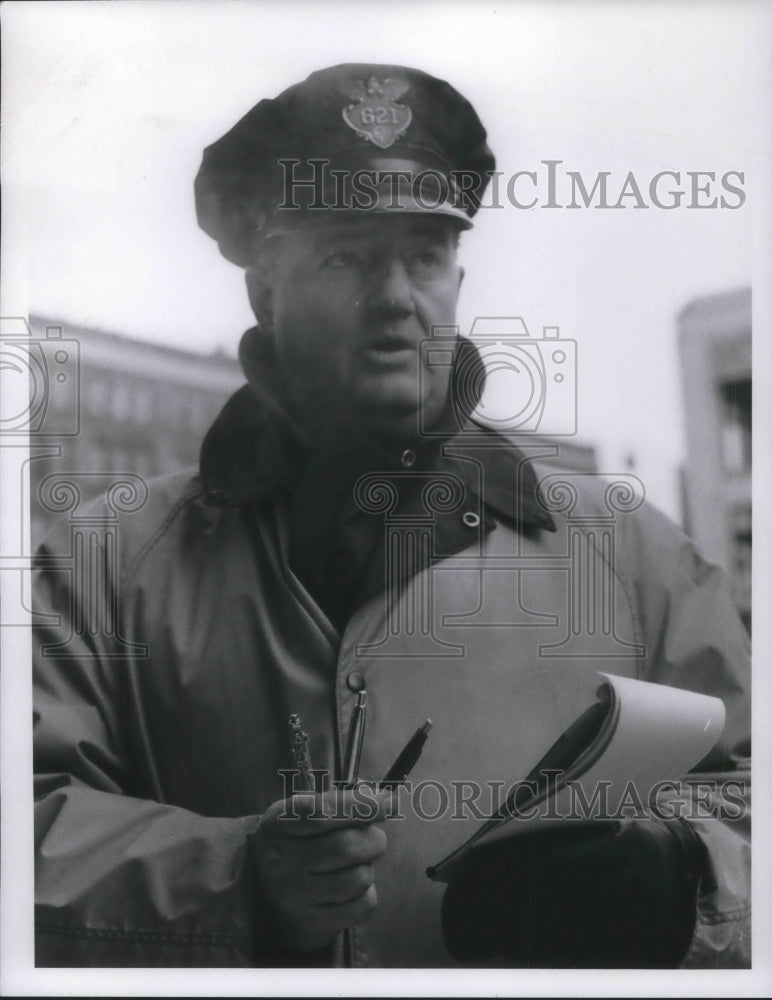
left=1, top=1, right=770, bottom=996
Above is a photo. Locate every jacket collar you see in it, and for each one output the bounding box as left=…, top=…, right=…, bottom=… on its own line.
left=199, top=329, right=555, bottom=533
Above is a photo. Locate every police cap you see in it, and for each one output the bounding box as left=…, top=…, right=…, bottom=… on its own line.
left=195, top=63, right=496, bottom=266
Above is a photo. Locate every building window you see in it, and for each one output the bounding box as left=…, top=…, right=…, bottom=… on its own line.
left=111, top=381, right=133, bottom=421
left=728, top=501, right=751, bottom=634
left=86, top=375, right=109, bottom=415
left=718, top=377, right=751, bottom=474
left=133, top=383, right=154, bottom=424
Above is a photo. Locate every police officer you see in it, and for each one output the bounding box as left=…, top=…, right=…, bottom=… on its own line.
left=33, top=64, right=750, bottom=968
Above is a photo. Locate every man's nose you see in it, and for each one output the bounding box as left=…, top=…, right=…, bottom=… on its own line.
left=367, top=257, right=415, bottom=320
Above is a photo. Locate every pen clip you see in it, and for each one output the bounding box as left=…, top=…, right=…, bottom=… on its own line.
left=343, top=690, right=367, bottom=786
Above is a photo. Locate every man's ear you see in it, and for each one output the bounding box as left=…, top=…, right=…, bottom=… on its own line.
left=245, top=267, right=274, bottom=333
left=458, top=265, right=465, bottom=290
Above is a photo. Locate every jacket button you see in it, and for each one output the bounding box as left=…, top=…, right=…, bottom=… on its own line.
left=462, top=511, right=481, bottom=528
left=346, top=672, right=366, bottom=692
left=207, top=488, right=226, bottom=503
left=400, top=449, right=417, bottom=468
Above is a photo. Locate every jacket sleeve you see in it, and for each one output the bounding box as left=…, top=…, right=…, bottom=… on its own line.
left=621, top=501, right=751, bottom=968
left=32, top=516, right=283, bottom=968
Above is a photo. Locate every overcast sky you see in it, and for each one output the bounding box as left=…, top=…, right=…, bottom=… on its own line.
left=3, top=0, right=771, bottom=520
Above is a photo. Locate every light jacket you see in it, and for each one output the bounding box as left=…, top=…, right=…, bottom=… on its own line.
left=33, top=375, right=751, bottom=968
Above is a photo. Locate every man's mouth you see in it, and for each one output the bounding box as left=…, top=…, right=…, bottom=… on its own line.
left=361, top=334, right=417, bottom=361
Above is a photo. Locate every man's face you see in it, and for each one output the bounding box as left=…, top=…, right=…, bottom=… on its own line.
left=250, top=214, right=463, bottom=439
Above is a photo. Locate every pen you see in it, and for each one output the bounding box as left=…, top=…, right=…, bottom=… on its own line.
left=288, top=713, right=315, bottom=791
left=380, top=719, right=432, bottom=788
left=343, top=690, right=368, bottom=786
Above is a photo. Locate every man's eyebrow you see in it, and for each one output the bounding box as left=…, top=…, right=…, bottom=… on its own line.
left=314, top=228, right=373, bottom=245
left=404, top=221, right=454, bottom=237
left=299, top=219, right=458, bottom=252
left=323, top=218, right=455, bottom=235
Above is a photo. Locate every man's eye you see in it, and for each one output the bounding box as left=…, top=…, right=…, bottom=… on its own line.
left=323, top=250, right=359, bottom=270
left=407, top=249, right=444, bottom=277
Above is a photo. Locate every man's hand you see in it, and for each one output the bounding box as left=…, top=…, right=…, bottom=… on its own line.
left=252, top=787, right=392, bottom=952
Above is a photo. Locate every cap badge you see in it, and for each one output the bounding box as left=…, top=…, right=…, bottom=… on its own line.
left=342, top=77, right=412, bottom=149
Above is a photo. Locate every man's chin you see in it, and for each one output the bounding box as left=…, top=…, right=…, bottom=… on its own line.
left=352, top=383, right=449, bottom=440
left=356, top=403, right=422, bottom=440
